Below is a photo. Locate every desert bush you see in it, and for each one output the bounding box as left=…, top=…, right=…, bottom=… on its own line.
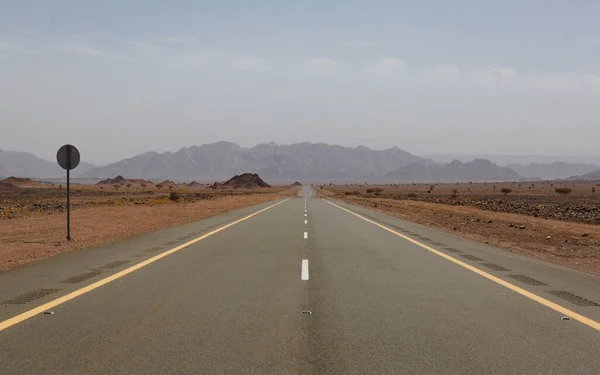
left=345, top=190, right=360, bottom=196
left=501, top=188, right=512, bottom=195
left=451, top=189, right=458, bottom=198
left=169, top=191, right=180, bottom=201
left=366, top=187, right=384, bottom=194
left=126, top=183, right=132, bottom=190
left=555, top=187, right=572, bottom=196
left=593, top=187, right=596, bottom=193
left=156, top=184, right=163, bottom=191
left=114, top=184, right=121, bottom=191
left=429, top=185, right=435, bottom=190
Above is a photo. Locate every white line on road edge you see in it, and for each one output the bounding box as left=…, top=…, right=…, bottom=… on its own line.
left=304, top=231, right=308, bottom=239
left=301, top=259, right=309, bottom=280
left=322, top=198, right=600, bottom=334
left=0, top=198, right=293, bottom=333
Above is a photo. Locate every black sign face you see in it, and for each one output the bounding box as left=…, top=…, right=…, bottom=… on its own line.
left=56, top=144, right=80, bottom=171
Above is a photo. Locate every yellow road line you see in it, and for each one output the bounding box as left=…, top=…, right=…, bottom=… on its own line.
left=0, top=198, right=291, bottom=333
left=323, top=199, right=600, bottom=333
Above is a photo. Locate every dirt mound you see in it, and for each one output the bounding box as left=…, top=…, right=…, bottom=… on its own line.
left=97, top=176, right=126, bottom=185
left=291, top=181, right=302, bottom=186
left=0, top=177, right=41, bottom=188
left=213, top=173, right=271, bottom=189
left=187, top=181, right=203, bottom=188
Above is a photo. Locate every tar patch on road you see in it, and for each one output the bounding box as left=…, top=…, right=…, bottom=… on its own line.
left=99, top=260, right=131, bottom=269
left=460, top=254, right=483, bottom=261
left=480, top=263, right=511, bottom=272
left=443, top=247, right=462, bottom=253
left=60, top=270, right=103, bottom=284
left=547, top=291, right=600, bottom=307
left=508, top=275, right=548, bottom=286
left=2, top=289, right=61, bottom=305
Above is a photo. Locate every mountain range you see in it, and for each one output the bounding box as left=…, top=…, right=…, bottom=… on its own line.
left=1, top=143, right=599, bottom=182
left=384, top=159, right=520, bottom=182
left=507, top=162, right=600, bottom=180
left=0, top=149, right=96, bottom=178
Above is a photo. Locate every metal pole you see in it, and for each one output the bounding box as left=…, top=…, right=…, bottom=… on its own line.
left=66, top=167, right=71, bottom=241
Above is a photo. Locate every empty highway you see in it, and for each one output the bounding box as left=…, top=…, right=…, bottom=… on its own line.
left=1, top=186, right=600, bottom=374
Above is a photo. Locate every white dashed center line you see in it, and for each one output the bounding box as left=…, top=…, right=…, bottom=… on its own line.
left=304, top=231, right=308, bottom=239
left=301, top=259, right=309, bottom=280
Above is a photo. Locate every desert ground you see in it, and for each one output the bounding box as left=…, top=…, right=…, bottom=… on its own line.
left=320, top=181, right=600, bottom=275
left=0, top=176, right=299, bottom=270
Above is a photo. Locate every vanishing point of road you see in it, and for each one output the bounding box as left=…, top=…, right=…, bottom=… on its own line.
left=1, top=186, right=600, bottom=374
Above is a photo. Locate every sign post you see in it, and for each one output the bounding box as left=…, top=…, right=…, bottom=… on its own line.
left=56, top=144, right=80, bottom=241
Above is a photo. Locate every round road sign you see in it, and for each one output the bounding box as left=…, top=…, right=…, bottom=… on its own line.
left=56, top=144, right=80, bottom=171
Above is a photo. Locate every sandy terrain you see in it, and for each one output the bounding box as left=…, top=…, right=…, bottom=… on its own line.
left=325, top=181, right=600, bottom=225
left=328, top=192, right=600, bottom=275
left=0, top=186, right=298, bottom=270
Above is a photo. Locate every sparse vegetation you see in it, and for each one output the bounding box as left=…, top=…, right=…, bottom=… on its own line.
left=501, top=188, right=512, bottom=195
left=113, top=185, right=121, bottom=191
left=169, top=191, right=180, bottom=201
left=126, top=183, right=132, bottom=190
left=156, top=184, right=163, bottom=191
left=555, top=187, right=572, bottom=196
left=451, top=189, right=458, bottom=198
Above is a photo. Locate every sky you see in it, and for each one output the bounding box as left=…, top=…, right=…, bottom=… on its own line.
left=1, top=0, right=600, bottom=165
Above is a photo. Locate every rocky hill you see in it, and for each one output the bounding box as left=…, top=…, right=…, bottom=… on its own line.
left=567, top=169, right=600, bottom=181
left=212, top=173, right=271, bottom=189
left=0, top=177, right=42, bottom=188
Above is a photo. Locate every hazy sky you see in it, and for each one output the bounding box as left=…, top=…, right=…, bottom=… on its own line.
left=1, top=1, right=600, bottom=165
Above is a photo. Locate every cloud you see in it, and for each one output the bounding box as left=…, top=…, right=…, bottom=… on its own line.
left=473, top=67, right=600, bottom=94
left=0, top=38, right=39, bottom=55
left=342, top=42, right=379, bottom=47
left=307, top=58, right=339, bottom=76
left=522, top=72, right=600, bottom=95
left=229, top=55, right=270, bottom=72
left=427, top=65, right=460, bottom=82
left=62, top=41, right=130, bottom=61
left=157, top=37, right=197, bottom=43
left=166, top=53, right=209, bottom=69
left=365, top=57, right=408, bottom=79
left=130, top=40, right=161, bottom=56
left=475, top=67, right=518, bottom=86
left=587, top=36, right=600, bottom=44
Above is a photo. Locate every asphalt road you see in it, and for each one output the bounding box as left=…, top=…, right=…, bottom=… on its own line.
left=1, top=186, right=600, bottom=374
